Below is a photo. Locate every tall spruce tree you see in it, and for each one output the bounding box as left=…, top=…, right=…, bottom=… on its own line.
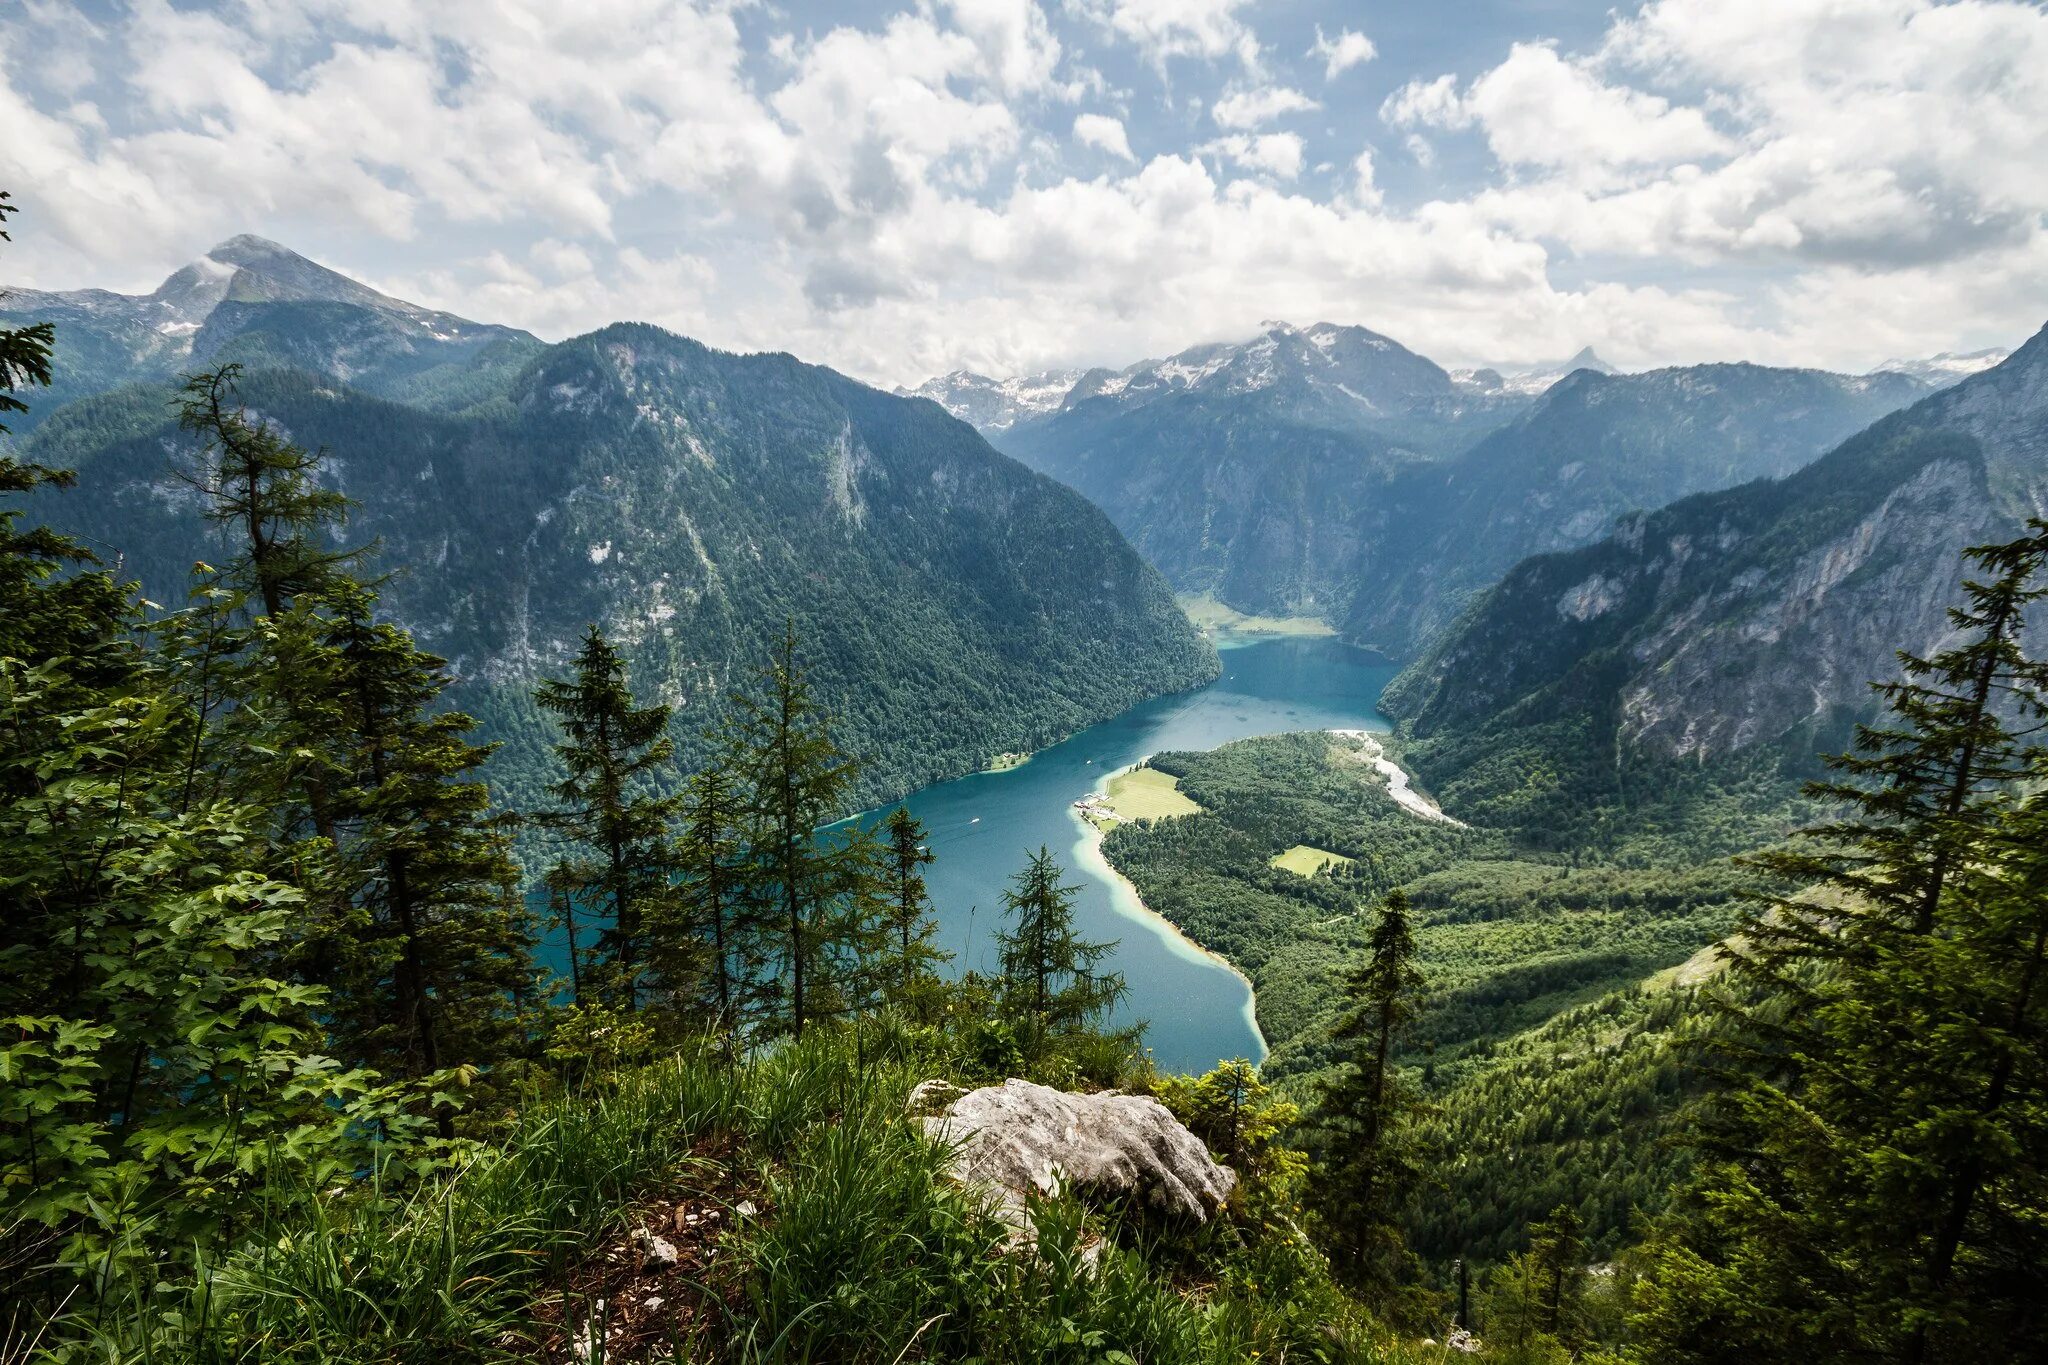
left=1634, top=524, right=2048, bottom=1364
left=317, top=580, right=536, bottom=1083
left=726, top=623, right=884, bottom=1037
left=534, top=626, right=683, bottom=1012
left=1313, top=888, right=1427, bottom=1290
left=881, top=805, right=950, bottom=1017
left=993, top=846, right=1126, bottom=1062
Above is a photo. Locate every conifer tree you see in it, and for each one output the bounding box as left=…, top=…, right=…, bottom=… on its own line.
left=726, top=623, right=884, bottom=1036
left=882, top=805, right=951, bottom=1017
left=317, top=580, right=536, bottom=1082
left=993, top=846, right=1126, bottom=1062
left=175, top=365, right=362, bottom=622
left=1635, top=525, right=2048, bottom=1364
left=658, top=762, right=754, bottom=1032
left=1489, top=1205, right=1590, bottom=1352
left=534, top=626, right=682, bottom=1012
left=173, top=365, right=364, bottom=847
left=1313, top=888, right=1427, bottom=1289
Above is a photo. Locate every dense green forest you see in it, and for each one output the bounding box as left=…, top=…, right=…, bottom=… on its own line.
left=7, top=196, right=2048, bottom=1362
left=12, top=243, right=1220, bottom=826
left=1099, top=730, right=1763, bottom=1263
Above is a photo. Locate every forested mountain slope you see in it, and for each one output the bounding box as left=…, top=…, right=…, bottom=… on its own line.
left=1381, top=322, right=2048, bottom=825
left=1097, top=730, right=1756, bottom=1265
left=0, top=234, right=544, bottom=422
left=24, top=322, right=1217, bottom=814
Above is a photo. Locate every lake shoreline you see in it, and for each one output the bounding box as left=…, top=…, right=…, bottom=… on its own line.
left=1073, top=756, right=1270, bottom=1066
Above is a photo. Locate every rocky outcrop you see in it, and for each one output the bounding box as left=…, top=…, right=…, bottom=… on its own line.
left=921, top=1079, right=1234, bottom=1231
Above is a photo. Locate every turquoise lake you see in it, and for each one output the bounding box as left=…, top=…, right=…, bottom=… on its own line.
left=875, top=636, right=1396, bottom=1075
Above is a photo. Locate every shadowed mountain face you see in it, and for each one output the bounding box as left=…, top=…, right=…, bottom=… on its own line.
left=14, top=256, right=1219, bottom=816
left=1382, top=323, right=2048, bottom=774
left=1342, top=362, right=1936, bottom=656
left=1, top=235, right=545, bottom=423
left=942, top=323, right=1931, bottom=652
left=988, top=321, right=1532, bottom=623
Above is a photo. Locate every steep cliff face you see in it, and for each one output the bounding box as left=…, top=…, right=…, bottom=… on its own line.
left=23, top=321, right=1217, bottom=815
left=1345, top=365, right=1933, bottom=657
left=1384, top=323, right=2048, bottom=769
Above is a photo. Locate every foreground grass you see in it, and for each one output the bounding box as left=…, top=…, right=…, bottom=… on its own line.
left=16, top=1021, right=1438, bottom=1365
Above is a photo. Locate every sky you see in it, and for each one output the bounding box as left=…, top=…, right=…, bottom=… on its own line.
left=3, top=0, right=2046, bottom=387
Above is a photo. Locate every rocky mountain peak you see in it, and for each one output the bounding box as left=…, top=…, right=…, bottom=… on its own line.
left=206, top=233, right=298, bottom=266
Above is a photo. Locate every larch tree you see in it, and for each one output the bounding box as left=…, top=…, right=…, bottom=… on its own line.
left=725, top=623, right=884, bottom=1037
left=174, top=365, right=365, bottom=845
left=993, top=846, right=1126, bottom=1063
left=1488, top=1204, right=1591, bottom=1353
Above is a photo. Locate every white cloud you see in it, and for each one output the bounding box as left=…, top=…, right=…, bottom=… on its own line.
left=1309, top=26, right=1376, bottom=80
left=1072, top=0, right=1259, bottom=72
left=1379, top=75, right=1463, bottom=130
left=1385, top=42, right=1732, bottom=174
left=2, top=0, right=2043, bottom=387
left=944, top=0, right=1064, bottom=96
left=1198, top=132, right=1307, bottom=180
left=1349, top=148, right=1382, bottom=207
left=1074, top=112, right=1136, bottom=161
left=1388, top=0, right=2048, bottom=291
left=1211, top=83, right=1319, bottom=129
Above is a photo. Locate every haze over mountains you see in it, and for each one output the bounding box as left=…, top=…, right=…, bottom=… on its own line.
left=3, top=238, right=1217, bottom=811
left=915, top=322, right=1964, bottom=655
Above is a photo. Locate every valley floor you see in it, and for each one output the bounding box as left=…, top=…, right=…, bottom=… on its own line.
left=1095, top=729, right=1761, bottom=1263
left=1177, top=592, right=1337, bottom=638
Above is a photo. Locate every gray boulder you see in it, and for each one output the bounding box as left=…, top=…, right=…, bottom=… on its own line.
left=921, top=1079, right=1235, bottom=1229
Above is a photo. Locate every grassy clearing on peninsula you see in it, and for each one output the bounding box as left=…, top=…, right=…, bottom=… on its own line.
left=1105, top=765, right=1203, bottom=821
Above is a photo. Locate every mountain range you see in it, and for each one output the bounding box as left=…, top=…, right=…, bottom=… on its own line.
left=2, top=234, right=547, bottom=423
left=1381, top=322, right=2048, bottom=828
left=917, top=323, right=1948, bottom=655
left=5, top=239, right=1217, bottom=814
left=983, top=321, right=1530, bottom=625
left=12, top=235, right=2039, bottom=826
